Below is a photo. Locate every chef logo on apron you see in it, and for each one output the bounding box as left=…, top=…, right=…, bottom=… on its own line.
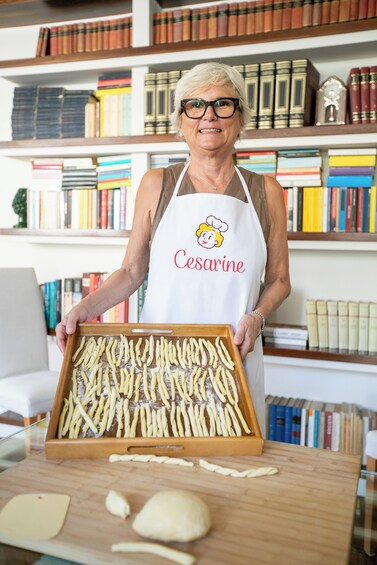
left=196, top=215, right=229, bottom=249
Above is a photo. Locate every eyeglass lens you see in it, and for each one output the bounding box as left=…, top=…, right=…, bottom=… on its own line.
left=183, top=98, right=238, bottom=118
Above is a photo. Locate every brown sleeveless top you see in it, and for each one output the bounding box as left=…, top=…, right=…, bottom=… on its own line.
left=151, top=163, right=270, bottom=242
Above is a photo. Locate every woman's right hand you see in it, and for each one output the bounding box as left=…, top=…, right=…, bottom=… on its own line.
left=55, top=303, right=92, bottom=354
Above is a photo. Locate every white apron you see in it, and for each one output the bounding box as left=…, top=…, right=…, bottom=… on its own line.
left=140, top=162, right=267, bottom=436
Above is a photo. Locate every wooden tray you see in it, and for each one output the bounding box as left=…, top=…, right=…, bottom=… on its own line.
left=46, top=323, right=263, bottom=458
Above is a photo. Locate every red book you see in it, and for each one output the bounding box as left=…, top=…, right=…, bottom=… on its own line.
left=182, top=8, right=191, bottom=41
left=84, top=22, right=92, bottom=52
left=312, top=0, right=322, bottom=24
left=207, top=5, right=217, bottom=38
left=263, top=0, right=274, bottom=31
left=102, top=20, right=110, bottom=50
left=367, top=0, right=377, bottom=16
left=91, top=22, right=99, bottom=53
left=246, top=0, right=256, bottom=34
left=255, top=0, right=265, bottom=32
left=360, top=66, right=371, bottom=124
left=167, top=10, right=174, bottom=43
left=217, top=3, right=229, bottom=37
left=358, top=0, right=367, bottom=19
left=100, top=189, right=108, bottom=229
left=329, top=0, right=340, bottom=22
left=228, top=2, right=238, bottom=36
left=49, top=25, right=58, bottom=55
left=173, top=9, right=183, bottom=42
left=153, top=12, right=161, bottom=44
left=198, top=7, right=209, bottom=39
left=323, top=410, right=333, bottom=450
left=348, top=67, right=361, bottom=124
left=349, top=0, right=359, bottom=19
left=191, top=8, right=200, bottom=40
left=338, top=0, right=351, bottom=20
left=81, top=272, right=91, bottom=300
left=370, top=66, right=377, bottom=124
left=160, top=11, right=167, bottom=44
left=302, top=0, right=313, bottom=26
left=123, top=16, right=131, bottom=48
left=238, top=1, right=248, bottom=35
left=35, top=26, right=45, bottom=57
left=273, top=0, right=283, bottom=30
left=321, top=0, right=331, bottom=23
left=281, top=0, right=292, bottom=29
left=291, top=0, right=304, bottom=28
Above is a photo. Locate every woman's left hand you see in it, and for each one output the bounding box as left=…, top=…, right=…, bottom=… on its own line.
left=233, top=314, right=262, bottom=360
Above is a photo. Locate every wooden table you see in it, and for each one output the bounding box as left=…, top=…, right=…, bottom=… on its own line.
left=0, top=442, right=360, bottom=565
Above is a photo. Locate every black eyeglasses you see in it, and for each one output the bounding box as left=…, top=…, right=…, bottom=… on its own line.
left=180, top=97, right=241, bottom=119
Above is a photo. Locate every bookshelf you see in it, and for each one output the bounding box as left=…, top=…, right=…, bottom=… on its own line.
left=0, top=2, right=376, bottom=409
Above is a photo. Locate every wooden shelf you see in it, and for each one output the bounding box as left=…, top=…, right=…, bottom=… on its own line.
left=288, top=233, right=377, bottom=242
left=0, top=19, right=376, bottom=71
left=0, top=228, right=130, bottom=237
left=263, top=344, right=377, bottom=365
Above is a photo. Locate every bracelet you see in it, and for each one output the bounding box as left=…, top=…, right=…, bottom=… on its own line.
left=249, top=310, right=265, bottom=337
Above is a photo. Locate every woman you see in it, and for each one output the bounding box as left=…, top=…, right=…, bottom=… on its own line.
left=56, top=62, right=290, bottom=436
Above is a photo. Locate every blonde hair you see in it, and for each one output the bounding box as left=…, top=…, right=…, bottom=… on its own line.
left=170, top=62, right=251, bottom=131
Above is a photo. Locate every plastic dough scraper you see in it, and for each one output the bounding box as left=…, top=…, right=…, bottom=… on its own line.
left=0, top=493, right=70, bottom=540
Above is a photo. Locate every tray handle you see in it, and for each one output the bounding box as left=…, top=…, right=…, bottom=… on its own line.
left=131, top=328, right=173, bottom=334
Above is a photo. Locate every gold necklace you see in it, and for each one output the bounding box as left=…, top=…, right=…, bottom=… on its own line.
left=189, top=169, right=234, bottom=192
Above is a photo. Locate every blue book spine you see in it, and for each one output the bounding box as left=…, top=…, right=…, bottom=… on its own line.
left=268, top=403, right=277, bottom=441
left=313, top=410, right=319, bottom=448
left=291, top=407, right=301, bottom=444
left=275, top=404, right=285, bottom=442
left=48, top=280, right=57, bottom=330
left=42, top=283, right=50, bottom=329
left=327, top=175, right=373, bottom=188
left=337, top=187, right=347, bottom=231
left=284, top=406, right=293, bottom=444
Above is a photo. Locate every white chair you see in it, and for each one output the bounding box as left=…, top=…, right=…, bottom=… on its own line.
left=0, top=268, right=59, bottom=427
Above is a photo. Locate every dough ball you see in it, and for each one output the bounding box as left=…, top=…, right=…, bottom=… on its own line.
left=105, top=490, right=131, bottom=519
left=132, top=489, right=211, bottom=542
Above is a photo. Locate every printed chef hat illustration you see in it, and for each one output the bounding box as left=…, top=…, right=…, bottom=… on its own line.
left=206, top=215, right=229, bottom=233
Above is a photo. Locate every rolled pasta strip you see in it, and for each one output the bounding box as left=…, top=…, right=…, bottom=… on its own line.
left=161, top=406, right=170, bottom=437
left=145, top=403, right=153, bottom=437
left=194, top=404, right=203, bottom=436
left=62, top=391, right=74, bottom=437
left=121, top=335, right=130, bottom=364
left=146, top=335, right=154, bottom=367
left=170, top=402, right=179, bottom=437
left=223, top=404, right=235, bottom=436
left=130, top=406, right=140, bottom=438
left=93, top=395, right=106, bottom=427
left=140, top=405, right=147, bottom=437
left=214, top=366, right=227, bottom=396
left=220, top=367, right=233, bottom=404
left=116, top=398, right=124, bottom=438
left=200, top=370, right=207, bottom=401
left=219, top=337, right=235, bottom=369
left=58, top=398, right=69, bottom=438
left=123, top=398, right=130, bottom=437
left=188, top=367, right=197, bottom=397
left=208, top=367, right=226, bottom=403
left=82, top=399, right=98, bottom=435
left=234, top=403, right=252, bottom=435
left=106, top=387, right=117, bottom=432
left=152, top=409, right=158, bottom=437
left=127, top=367, right=135, bottom=400
left=150, top=368, right=158, bottom=402
left=71, top=369, right=78, bottom=400
left=109, top=454, right=194, bottom=467
left=187, top=403, right=198, bottom=437
left=225, top=369, right=239, bottom=403
left=111, top=338, right=118, bottom=366
left=198, top=338, right=208, bottom=366
left=111, top=542, right=196, bottom=565
left=217, top=404, right=229, bottom=437
left=76, top=399, right=98, bottom=435
left=225, top=403, right=242, bottom=437
left=180, top=401, right=192, bottom=437
left=141, top=337, right=149, bottom=363
left=199, top=403, right=209, bottom=437
left=129, top=339, right=136, bottom=367
left=210, top=398, right=222, bottom=436
left=156, top=408, right=164, bottom=437
left=134, top=372, right=142, bottom=403
left=104, top=368, right=112, bottom=397
left=72, top=336, right=86, bottom=362
left=199, top=459, right=278, bottom=478
left=135, top=337, right=143, bottom=367
left=176, top=405, right=184, bottom=437
left=142, top=364, right=150, bottom=400
left=167, top=366, right=176, bottom=401
left=203, top=338, right=214, bottom=366
left=98, top=397, right=111, bottom=436
left=115, top=337, right=124, bottom=368
left=206, top=404, right=216, bottom=437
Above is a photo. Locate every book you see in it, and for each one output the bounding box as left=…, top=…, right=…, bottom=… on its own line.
left=263, top=324, right=308, bottom=339
left=338, top=301, right=349, bottom=352
left=274, top=60, right=291, bottom=128
left=302, top=0, right=313, bottom=26
left=348, top=301, right=359, bottom=352
left=368, top=302, right=377, bottom=354
left=258, top=62, right=275, bottom=129
left=316, top=299, right=329, bottom=349
left=275, top=397, right=289, bottom=442
left=327, top=300, right=339, bottom=350
left=155, top=71, right=168, bottom=134
left=306, top=299, right=319, bottom=348
left=244, top=63, right=259, bottom=130
left=348, top=68, right=361, bottom=124
left=263, top=0, right=274, bottom=32
left=360, top=66, right=371, bottom=124
left=289, top=59, right=319, bottom=127
left=144, top=72, right=156, bottom=135
left=272, top=0, right=283, bottom=31
left=358, top=302, right=369, bottom=353
left=291, top=0, right=304, bottom=28
left=370, top=66, right=377, bottom=123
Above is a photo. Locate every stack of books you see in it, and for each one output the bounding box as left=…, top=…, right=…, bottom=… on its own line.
left=96, top=71, right=132, bottom=137
left=263, top=324, right=308, bottom=349
left=11, top=86, right=38, bottom=140
left=265, top=395, right=377, bottom=463
left=326, top=148, right=376, bottom=233
left=36, top=87, right=64, bottom=139
left=150, top=154, right=189, bottom=168
left=306, top=298, right=377, bottom=354
left=27, top=159, right=63, bottom=229
left=237, top=151, right=277, bottom=178
left=61, top=90, right=98, bottom=139
left=276, top=149, right=322, bottom=188
left=144, top=69, right=183, bottom=135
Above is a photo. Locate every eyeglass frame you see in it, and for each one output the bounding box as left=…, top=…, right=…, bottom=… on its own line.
left=180, top=97, right=241, bottom=119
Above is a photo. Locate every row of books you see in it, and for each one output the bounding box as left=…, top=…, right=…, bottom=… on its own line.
left=96, top=71, right=132, bottom=137
left=36, top=15, right=132, bottom=57
left=348, top=65, right=377, bottom=124
left=265, top=395, right=377, bottom=462
left=283, top=185, right=377, bottom=233
left=144, top=58, right=319, bottom=134
left=41, top=274, right=130, bottom=330
left=153, top=0, right=377, bottom=45
left=305, top=299, right=377, bottom=354
left=11, top=87, right=98, bottom=140
left=27, top=187, right=128, bottom=230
